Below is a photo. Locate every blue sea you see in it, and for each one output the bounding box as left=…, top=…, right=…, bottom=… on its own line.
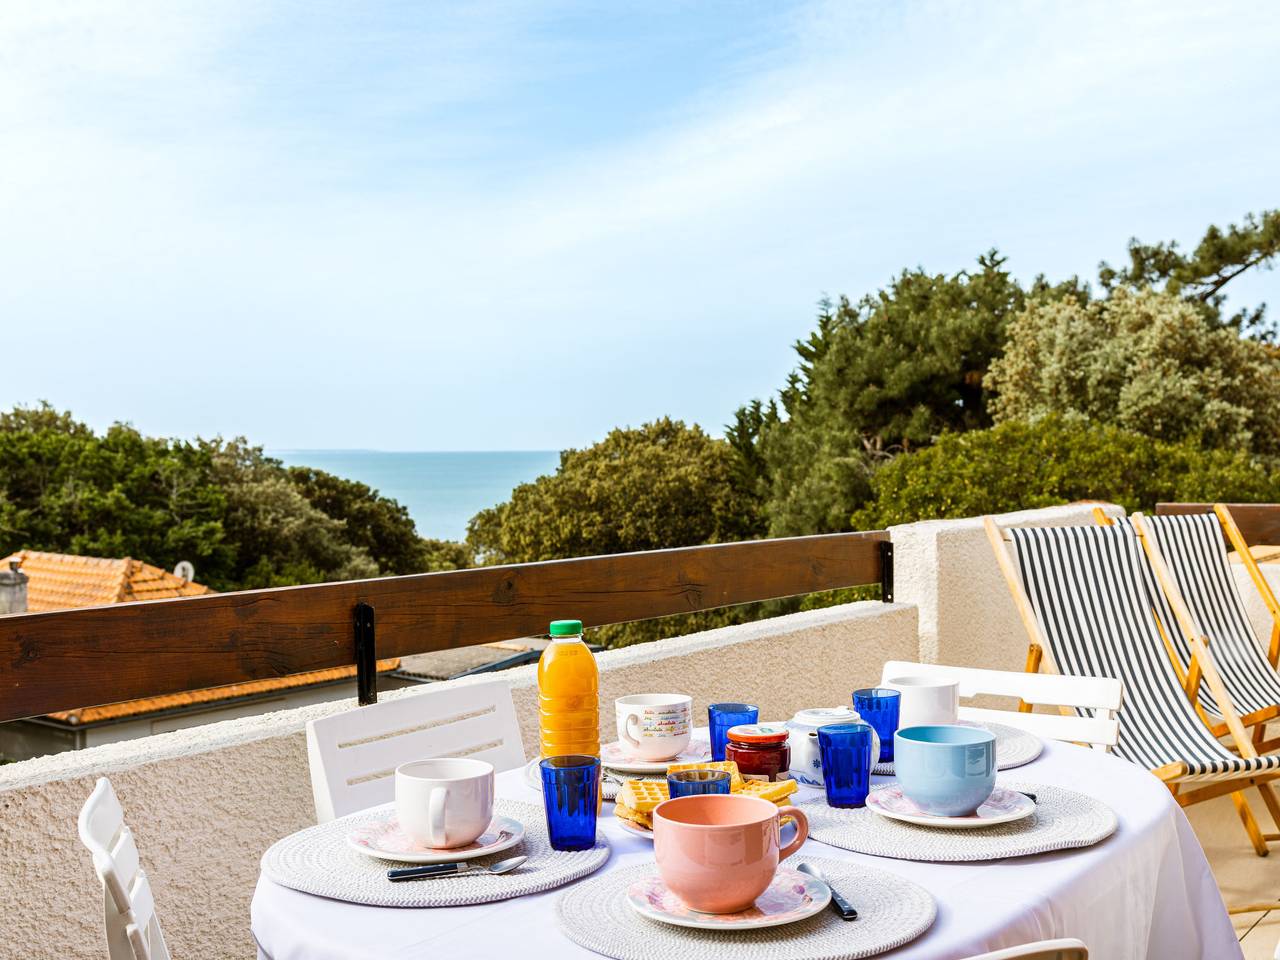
left=271, top=450, right=561, bottom=542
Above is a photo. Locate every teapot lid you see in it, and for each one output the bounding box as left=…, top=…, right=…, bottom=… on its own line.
left=790, top=706, right=858, bottom=728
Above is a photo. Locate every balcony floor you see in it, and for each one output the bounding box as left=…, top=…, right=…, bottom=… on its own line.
left=1188, top=783, right=1280, bottom=957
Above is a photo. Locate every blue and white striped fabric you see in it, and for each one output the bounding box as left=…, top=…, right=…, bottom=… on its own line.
left=1117, top=513, right=1280, bottom=721
left=1008, top=523, right=1280, bottom=783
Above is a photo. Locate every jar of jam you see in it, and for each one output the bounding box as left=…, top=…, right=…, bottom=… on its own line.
left=724, top=723, right=792, bottom=781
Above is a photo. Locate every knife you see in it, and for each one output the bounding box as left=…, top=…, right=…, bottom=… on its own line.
left=796, top=862, right=858, bottom=921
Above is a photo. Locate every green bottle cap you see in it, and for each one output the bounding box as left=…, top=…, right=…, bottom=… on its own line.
left=549, top=619, right=584, bottom=637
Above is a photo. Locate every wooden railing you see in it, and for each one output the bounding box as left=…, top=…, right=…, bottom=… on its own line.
left=1155, top=503, right=1280, bottom=546
left=0, top=531, right=892, bottom=724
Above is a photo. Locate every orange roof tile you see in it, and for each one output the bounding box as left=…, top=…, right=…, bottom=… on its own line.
left=2, top=550, right=210, bottom=611
left=46, top=658, right=402, bottom=724
left=3, top=550, right=398, bottom=725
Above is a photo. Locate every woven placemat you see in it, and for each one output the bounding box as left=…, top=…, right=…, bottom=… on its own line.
left=557, top=856, right=935, bottom=960
left=261, top=799, right=609, bottom=907
left=873, top=721, right=1042, bottom=776
left=801, top=782, right=1116, bottom=862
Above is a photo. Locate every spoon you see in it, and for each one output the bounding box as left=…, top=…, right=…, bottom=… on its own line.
left=387, top=854, right=528, bottom=883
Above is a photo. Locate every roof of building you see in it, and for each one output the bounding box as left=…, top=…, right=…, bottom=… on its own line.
left=2, top=550, right=211, bottom=611
left=3, top=549, right=400, bottom=726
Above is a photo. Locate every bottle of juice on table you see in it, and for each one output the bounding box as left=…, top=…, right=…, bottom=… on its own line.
left=538, top=619, right=600, bottom=759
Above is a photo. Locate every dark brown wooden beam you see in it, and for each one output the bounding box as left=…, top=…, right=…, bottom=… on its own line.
left=1155, top=503, right=1280, bottom=547
left=0, top=531, right=888, bottom=723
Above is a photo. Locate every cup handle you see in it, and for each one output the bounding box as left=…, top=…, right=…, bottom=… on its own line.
left=427, top=788, right=448, bottom=848
left=623, top=712, right=643, bottom=750
left=776, top=806, right=809, bottom=861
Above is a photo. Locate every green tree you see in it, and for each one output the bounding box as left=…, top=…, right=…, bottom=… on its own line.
left=853, top=415, right=1280, bottom=529
left=742, top=254, right=1043, bottom=536
left=1099, top=209, right=1280, bottom=333
left=986, top=288, right=1280, bottom=455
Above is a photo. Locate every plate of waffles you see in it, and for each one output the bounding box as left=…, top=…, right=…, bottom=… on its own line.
left=612, top=766, right=798, bottom=839
left=346, top=809, right=525, bottom=864
left=600, top=737, right=713, bottom=773
left=865, top=784, right=1036, bottom=829
left=626, top=865, right=830, bottom=930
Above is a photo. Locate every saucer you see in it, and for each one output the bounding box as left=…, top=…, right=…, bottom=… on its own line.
left=613, top=811, right=654, bottom=840
left=865, top=784, right=1035, bottom=829
left=346, top=810, right=525, bottom=864
left=600, top=738, right=712, bottom=774
left=626, top=865, right=830, bottom=930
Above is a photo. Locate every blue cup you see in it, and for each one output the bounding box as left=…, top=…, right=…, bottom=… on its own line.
left=816, top=722, right=873, bottom=808
left=539, top=755, right=600, bottom=851
left=708, top=702, right=759, bottom=761
left=667, top=769, right=732, bottom=797
left=853, top=688, right=900, bottom=763
left=894, top=725, right=995, bottom=817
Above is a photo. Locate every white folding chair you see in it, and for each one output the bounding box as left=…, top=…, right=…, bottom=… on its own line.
left=962, top=939, right=1088, bottom=960
left=77, top=778, right=170, bottom=960
left=306, top=678, right=527, bottom=822
left=880, top=661, right=1121, bottom=751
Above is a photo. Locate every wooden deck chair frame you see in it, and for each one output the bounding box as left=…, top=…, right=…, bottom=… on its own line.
left=306, top=678, right=526, bottom=822
left=983, top=515, right=1280, bottom=881
left=1214, top=503, right=1280, bottom=670
left=77, top=777, right=170, bottom=960
left=1092, top=507, right=1280, bottom=752
left=880, top=660, right=1120, bottom=750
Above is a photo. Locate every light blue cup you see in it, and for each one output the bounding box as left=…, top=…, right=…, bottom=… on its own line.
left=894, top=725, right=996, bottom=817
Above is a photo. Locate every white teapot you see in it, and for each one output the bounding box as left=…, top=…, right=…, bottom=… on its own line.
left=785, top=707, right=880, bottom=787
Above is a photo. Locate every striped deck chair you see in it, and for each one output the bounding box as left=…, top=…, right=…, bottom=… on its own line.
left=984, top=516, right=1280, bottom=859
left=1093, top=508, right=1280, bottom=751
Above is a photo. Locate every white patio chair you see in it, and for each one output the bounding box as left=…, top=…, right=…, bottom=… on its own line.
left=1100, top=510, right=1280, bottom=750
left=984, top=517, right=1280, bottom=860
left=961, top=939, right=1088, bottom=960
left=879, top=661, right=1121, bottom=750
left=306, top=678, right=527, bottom=822
left=77, top=778, right=170, bottom=960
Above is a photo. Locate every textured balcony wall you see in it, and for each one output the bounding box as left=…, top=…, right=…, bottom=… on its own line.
left=0, top=600, right=917, bottom=960
left=890, top=503, right=1126, bottom=672
left=1233, top=560, right=1280, bottom=655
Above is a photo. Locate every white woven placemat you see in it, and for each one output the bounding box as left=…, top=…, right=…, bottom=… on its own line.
left=873, top=721, right=1043, bottom=776
left=557, top=856, right=935, bottom=960
left=801, top=782, right=1116, bottom=862
left=261, top=799, right=609, bottom=907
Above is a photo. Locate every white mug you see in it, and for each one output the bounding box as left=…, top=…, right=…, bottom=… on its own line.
left=885, top=676, right=960, bottom=729
left=395, top=758, right=494, bottom=849
left=615, top=694, right=692, bottom=761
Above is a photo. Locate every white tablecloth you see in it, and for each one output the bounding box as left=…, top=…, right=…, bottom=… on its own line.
left=251, top=739, right=1240, bottom=960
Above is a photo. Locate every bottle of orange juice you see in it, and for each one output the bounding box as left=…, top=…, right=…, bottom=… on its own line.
left=538, top=619, right=599, bottom=758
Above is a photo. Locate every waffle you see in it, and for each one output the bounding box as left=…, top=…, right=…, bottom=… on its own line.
left=737, top=777, right=798, bottom=805
left=613, top=802, right=654, bottom=831
left=665, top=760, right=744, bottom=790
left=618, top=778, right=669, bottom=814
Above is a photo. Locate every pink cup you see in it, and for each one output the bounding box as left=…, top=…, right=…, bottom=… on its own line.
left=652, top=794, right=809, bottom=914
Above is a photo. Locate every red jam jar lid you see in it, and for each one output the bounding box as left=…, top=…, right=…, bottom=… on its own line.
left=726, top=723, right=789, bottom=745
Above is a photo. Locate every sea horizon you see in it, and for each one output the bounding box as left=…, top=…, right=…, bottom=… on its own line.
left=270, top=448, right=561, bottom=543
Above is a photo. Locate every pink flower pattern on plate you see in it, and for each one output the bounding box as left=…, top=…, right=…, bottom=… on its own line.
left=868, top=785, right=1028, bottom=822
left=626, top=867, right=823, bottom=926
left=601, top=738, right=711, bottom=765
left=349, top=813, right=513, bottom=855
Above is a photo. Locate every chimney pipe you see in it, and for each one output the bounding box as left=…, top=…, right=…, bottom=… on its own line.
left=0, top=560, right=28, bottom=615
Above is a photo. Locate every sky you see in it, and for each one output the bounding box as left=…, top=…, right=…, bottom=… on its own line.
left=1, top=0, right=1277, bottom=451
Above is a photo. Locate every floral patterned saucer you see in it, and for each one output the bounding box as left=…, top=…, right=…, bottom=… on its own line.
left=626, top=866, right=830, bottom=930
left=865, top=784, right=1035, bottom=829
left=600, top=738, right=713, bottom=774
left=346, top=810, right=525, bottom=864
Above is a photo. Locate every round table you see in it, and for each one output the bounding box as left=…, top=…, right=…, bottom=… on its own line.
left=251, top=739, right=1238, bottom=960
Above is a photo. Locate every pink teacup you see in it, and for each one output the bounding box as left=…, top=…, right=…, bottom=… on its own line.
left=652, top=794, right=809, bottom=914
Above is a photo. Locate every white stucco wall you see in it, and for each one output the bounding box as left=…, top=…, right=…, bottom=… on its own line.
left=0, top=600, right=917, bottom=960
left=890, top=503, right=1126, bottom=673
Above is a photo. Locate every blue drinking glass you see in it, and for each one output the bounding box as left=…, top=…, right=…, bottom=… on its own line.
left=667, top=769, right=732, bottom=797
left=709, top=702, right=759, bottom=761
left=817, top=722, right=873, bottom=808
left=853, top=687, right=901, bottom=763
left=539, top=755, right=600, bottom=851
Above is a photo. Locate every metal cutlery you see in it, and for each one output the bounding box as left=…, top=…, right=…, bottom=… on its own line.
left=387, top=854, right=528, bottom=883
left=796, top=862, right=858, bottom=921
